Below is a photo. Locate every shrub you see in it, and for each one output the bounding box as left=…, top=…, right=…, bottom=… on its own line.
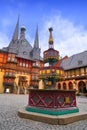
left=76, top=93, right=81, bottom=96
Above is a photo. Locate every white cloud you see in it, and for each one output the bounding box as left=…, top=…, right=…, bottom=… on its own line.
left=0, top=32, right=9, bottom=48
left=0, top=13, right=87, bottom=59
left=39, top=14, right=87, bottom=57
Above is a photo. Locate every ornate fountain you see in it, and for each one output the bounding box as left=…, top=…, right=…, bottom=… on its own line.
left=25, top=27, right=79, bottom=116
left=39, top=27, right=64, bottom=89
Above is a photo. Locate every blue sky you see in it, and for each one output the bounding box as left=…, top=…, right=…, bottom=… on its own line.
left=0, top=0, right=87, bottom=57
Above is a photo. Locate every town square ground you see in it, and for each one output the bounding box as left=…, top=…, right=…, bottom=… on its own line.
left=0, top=94, right=87, bottom=130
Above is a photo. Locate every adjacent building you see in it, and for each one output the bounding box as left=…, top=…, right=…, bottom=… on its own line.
left=57, top=51, right=87, bottom=94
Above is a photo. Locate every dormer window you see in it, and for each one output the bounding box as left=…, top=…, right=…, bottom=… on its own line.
left=23, top=51, right=27, bottom=55
left=78, top=60, right=82, bottom=65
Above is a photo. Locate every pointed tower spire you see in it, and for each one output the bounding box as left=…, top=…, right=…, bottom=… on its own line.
left=34, top=25, right=39, bottom=48
left=12, top=16, right=19, bottom=41
left=48, top=27, right=54, bottom=49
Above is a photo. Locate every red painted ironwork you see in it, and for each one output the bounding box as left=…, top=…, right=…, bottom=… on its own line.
left=28, top=89, right=76, bottom=108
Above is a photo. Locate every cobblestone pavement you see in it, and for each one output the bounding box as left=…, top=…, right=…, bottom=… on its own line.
left=0, top=94, right=87, bottom=130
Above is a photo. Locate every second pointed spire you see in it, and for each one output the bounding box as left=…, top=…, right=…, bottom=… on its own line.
left=34, top=25, right=39, bottom=48
left=12, top=16, right=19, bottom=41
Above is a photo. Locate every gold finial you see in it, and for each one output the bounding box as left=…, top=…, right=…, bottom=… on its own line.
left=48, top=27, right=53, bottom=43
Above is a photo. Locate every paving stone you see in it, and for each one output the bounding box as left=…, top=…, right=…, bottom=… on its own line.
left=0, top=94, right=87, bottom=130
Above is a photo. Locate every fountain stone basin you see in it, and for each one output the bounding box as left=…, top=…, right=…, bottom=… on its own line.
left=26, top=89, right=79, bottom=115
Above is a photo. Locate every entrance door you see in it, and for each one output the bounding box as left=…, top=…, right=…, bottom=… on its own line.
left=78, top=81, right=87, bottom=93
left=18, top=76, right=28, bottom=94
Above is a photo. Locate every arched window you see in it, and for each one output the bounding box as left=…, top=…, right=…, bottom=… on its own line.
left=68, top=82, right=73, bottom=90
left=63, top=83, right=66, bottom=90
left=58, top=83, right=61, bottom=90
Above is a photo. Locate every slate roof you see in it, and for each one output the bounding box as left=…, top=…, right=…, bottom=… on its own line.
left=16, top=39, right=33, bottom=60
left=60, top=50, right=87, bottom=70
left=2, top=18, right=41, bottom=61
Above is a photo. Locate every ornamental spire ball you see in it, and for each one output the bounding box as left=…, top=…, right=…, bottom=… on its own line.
left=49, top=27, right=53, bottom=31
left=20, top=26, right=26, bottom=39
left=21, top=26, right=26, bottom=32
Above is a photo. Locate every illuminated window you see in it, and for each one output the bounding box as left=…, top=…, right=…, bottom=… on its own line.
left=71, top=70, right=75, bottom=75
left=86, top=67, right=87, bottom=74
left=33, top=63, right=35, bottom=66
left=80, top=68, right=84, bottom=74
left=11, top=57, right=15, bottom=61
left=68, top=71, right=70, bottom=76
left=26, top=64, right=28, bottom=67
left=36, top=62, right=38, bottom=66
left=23, top=63, right=25, bottom=67
left=20, top=62, right=22, bottom=66
left=9, top=72, right=12, bottom=76
left=8, top=57, right=11, bottom=61
left=47, top=69, right=50, bottom=73
left=43, top=70, right=45, bottom=74
left=40, top=71, right=42, bottom=74
left=76, top=69, right=79, bottom=75
left=56, top=70, right=59, bottom=74
left=60, top=70, right=63, bottom=74
left=59, top=70, right=61, bottom=74
left=6, top=72, right=9, bottom=75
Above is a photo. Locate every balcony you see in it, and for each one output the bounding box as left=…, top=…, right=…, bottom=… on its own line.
left=4, top=74, right=16, bottom=79
left=32, top=65, right=40, bottom=68
left=3, top=82, right=14, bottom=86
left=65, top=73, right=87, bottom=80
left=32, top=63, right=40, bottom=68
left=32, top=77, right=39, bottom=82
left=2, top=64, right=30, bottom=73
left=7, top=58, right=17, bottom=64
